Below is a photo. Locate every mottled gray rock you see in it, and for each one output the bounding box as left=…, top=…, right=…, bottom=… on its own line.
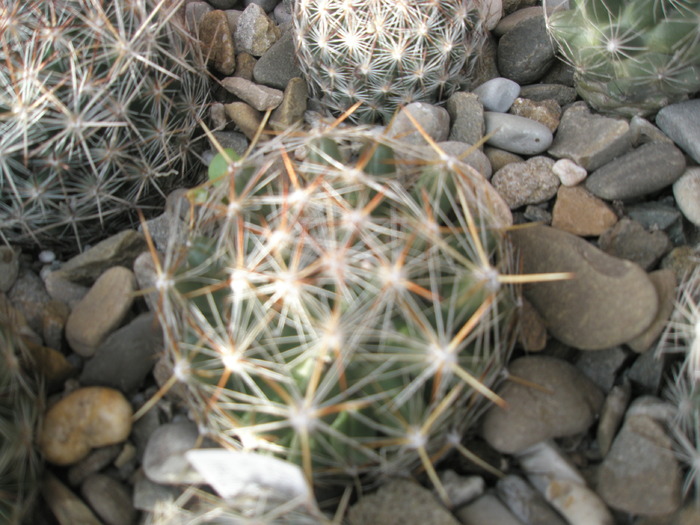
left=390, top=102, right=450, bottom=146
left=220, top=76, right=283, bottom=111
left=7, top=267, right=51, bottom=336
left=446, top=92, right=484, bottom=146
left=472, top=77, right=521, bottom=112
left=491, top=156, right=558, bottom=208
left=627, top=347, right=666, bottom=393
left=347, top=479, right=460, bottom=525
left=142, top=421, right=203, bottom=485
left=548, top=103, right=634, bottom=171
left=0, top=246, right=19, bottom=292
left=497, top=16, right=555, bottom=85
left=519, top=84, right=577, bottom=106
left=674, top=167, right=700, bottom=226
left=586, top=142, right=686, bottom=201
left=575, top=346, right=629, bottom=393
left=81, top=473, right=135, bottom=525
left=484, top=112, right=553, bottom=154
left=630, top=115, right=674, bottom=146
left=508, top=224, right=658, bottom=349
left=496, top=475, right=568, bottom=525
left=655, top=98, right=700, bottom=163
left=254, top=30, right=302, bottom=89
left=598, top=218, right=672, bottom=271
left=234, top=2, right=280, bottom=56
left=80, top=312, right=162, bottom=393
left=456, top=493, right=524, bottom=525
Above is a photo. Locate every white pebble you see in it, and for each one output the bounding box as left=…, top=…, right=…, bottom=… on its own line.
left=673, top=167, right=700, bottom=226
left=39, top=250, right=56, bottom=264
left=552, top=158, right=587, bottom=186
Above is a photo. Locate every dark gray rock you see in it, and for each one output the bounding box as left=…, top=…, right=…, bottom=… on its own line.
left=575, top=346, right=630, bottom=393
left=655, top=99, right=700, bottom=164
left=253, top=29, right=300, bottom=89
left=598, top=218, right=673, bottom=271
left=518, top=84, right=577, bottom=106
left=497, top=16, right=556, bottom=85
left=496, top=475, right=568, bottom=525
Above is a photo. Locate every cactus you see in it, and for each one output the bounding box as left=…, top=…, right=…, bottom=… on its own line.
left=151, top=119, right=522, bottom=503
left=0, top=0, right=209, bottom=252
left=0, top=296, right=44, bottom=525
left=292, top=0, right=490, bottom=123
left=544, top=0, right=700, bottom=117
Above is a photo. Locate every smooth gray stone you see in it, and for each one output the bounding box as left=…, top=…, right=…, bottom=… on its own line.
left=390, top=102, right=450, bottom=146
left=496, top=475, right=568, bottom=525
left=497, top=16, right=556, bottom=85
left=142, top=421, right=203, bottom=485
left=655, top=99, right=700, bottom=163
left=585, top=142, right=686, bottom=201
left=472, top=77, right=521, bottom=112
left=484, top=112, right=553, bottom=155
left=253, top=30, right=301, bottom=89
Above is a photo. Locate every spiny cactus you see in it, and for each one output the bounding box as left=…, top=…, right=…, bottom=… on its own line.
left=292, top=0, right=490, bottom=123
left=0, top=296, right=44, bottom=525
left=150, top=119, right=523, bottom=503
left=659, top=265, right=700, bottom=504
left=544, top=0, right=700, bottom=117
left=0, top=0, right=209, bottom=252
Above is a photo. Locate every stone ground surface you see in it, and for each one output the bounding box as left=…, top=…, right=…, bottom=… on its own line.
left=3, top=1, right=700, bottom=524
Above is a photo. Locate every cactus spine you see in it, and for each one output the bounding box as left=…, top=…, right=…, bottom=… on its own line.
left=545, top=0, right=700, bottom=117
left=292, top=0, right=489, bottom=123
left=0, top=0, right=209, bottom=251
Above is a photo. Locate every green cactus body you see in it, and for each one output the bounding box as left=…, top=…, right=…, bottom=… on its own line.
left=155, top=124, right=518, bottom=495
left=0, top=0, right=209, bottom=251
left=292, top=0, right=489, bottom=123
left=545, top=0, right=700, bottom=117
left=0, top=298, right=44, bottom=525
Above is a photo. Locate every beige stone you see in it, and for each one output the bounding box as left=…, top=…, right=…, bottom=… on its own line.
left=551, top=185, right=618, bottom=236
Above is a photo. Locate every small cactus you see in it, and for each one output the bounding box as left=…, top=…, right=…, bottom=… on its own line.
left=152, top=120, right=521, bottom=501
left=292, top=0, right=490, bottom=123
left=0, top=0, right=210, bottom=251
left=0, top=296, right=44, bottom=525
left=544, top=0, right=700, bottom=117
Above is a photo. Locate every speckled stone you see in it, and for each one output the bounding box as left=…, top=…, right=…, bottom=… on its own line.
left=446, top=91, right=485, bottom=146
left=491, top=156, right=559, bottom=209
left=551, top=185, right=618, bottom=237
left=199, top=10, right=236, bottom=75
left=509, top=97, right=561, bottom=132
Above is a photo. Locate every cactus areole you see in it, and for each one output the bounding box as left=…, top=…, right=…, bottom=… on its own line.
left=292, top=0, right=490, bottom=123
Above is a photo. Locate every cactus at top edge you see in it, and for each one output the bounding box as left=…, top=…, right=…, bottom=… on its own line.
left=545, top=0, right=700, bottom=117
left=152, top=122, right=519, bottom=500
left=292, top=0, right=490, bottom=123
left=0, top=297, right=44, bottom=525
left=0, top=0, right=209, bottom=252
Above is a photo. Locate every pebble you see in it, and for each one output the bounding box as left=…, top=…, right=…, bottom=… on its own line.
left=628, top=200, right=685, bottom=244
left=598, top=217, right=672, bottom=271
left=199, top=10, right=236, bottom=75
left=41, top=472, right=102, bottom=525
left=269, top=77, right=308, bottom=130
left=437, top=470, right=484, bottom=509
left=497, top=15, right=555, bottom=85
left=346, top=478, right=461, bottom=525
left=209, top=0, right=238, bottom=8
left=472, top=77, right=521, bottom=113
left=508, top=224, right=659, bottom=349
left=574, top=346, right=629, bottom=393
left=185, top=2, right=213, bottom=33
left=481, top=356, right=604, bottom=454
left=626, top=269, right=677, bottom=353
left=67, top=444, right=122, bottom=486
left=597, top=413, right=683, bottom=515
left=81, top=473, right=136, bottom=525
left=545, top=479, right=615, bottom=525
left=456, top=493, right=524, bottom=525
left=234, top=2, right=280, bottom=57
left=212, top=130, right=249, bottom=156
left=220, top=76, right=283, bottom=111
left=253, top=30, right=302, bottom=90
left=496, top=474, right=568, bottom=525
left=142, top=421, right=204, bottom=485
left=629, top=115, right=675, bottom=146
left=29, top=343, right=75, bottom=393
left=585, top=142, right=686, bottom=201
left=551, top=185, right=618, bottom=237
left=44, top=270, right=90, bottom=309
left=552, top=158, right=587, bottom=186
left=436, top=141, right=493, bottom=180
left=493, top=6, right=544, bottom=37
left=0, top=246, right=19, bottom=292
left=80, top=312, right=162, bottom=393
left=596, top=381, right=631, bottom=457
left=446, top=91, right=485, bottom=146
left=491, top=156, right=559, bottom=208
left=390, top=102, right=450, bottom=146
left=483, top=147, right=523, bottom=171
left=272, top=1, right=293, bottom=24
left=627, top=346, right=666, bottom=394
left=509, top=97, right=561, bottom=132
left=132, top=473, right=181, bottom=512
left=517, top=296, right=548, bottom=351
left=655, top=98, right=700, bottom=163
left=234, top=51, right=257, bottom=80
left=8, top=267, right=51, bottom=337
left=519, top=83, right=577, bottom=106
left=484, top=112, right=553, bottom=155
left=548, top=103, right=634, bottom=171
left=65, top=266, right=136, bottom=357
left=39, top=387, right=133, bottom=466
left=673, top=167, right=700, bottom=226
left=224, top=101, right=264, bottom=140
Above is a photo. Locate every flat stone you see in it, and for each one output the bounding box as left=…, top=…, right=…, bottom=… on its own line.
left=390, top=102, right=450, bottom=146
left=142, top=421, right=203, bottom=485
left=65, top=266, right=136, bottom=357
left=481, top=356, right=604, bottom=454
left=630, top=115, right=675, bottom=146
left=221, top=76, right=283, bottom=111
left=199, top=10, right=236, bottom=75
left=483, top=147, right=523, bottom=172
left=551, top=185, right=618, bottom=237
left=80, top=312, right=162, bottom=393
left=253, top=30, right=302, bottom=89
left=446, top=91, right=484, bottom=146
left=234, top=2, right=280, bottom=57
left=0, top=246, right=19, bottom=292
left=41, top=472, right=102, bottom=525
left=597, top=414, right=682, bottom=515
left=575, top=346, right=629, bottom=393
left=472, top=77, right=521, bottom=112
left=80, top=473, right=135, bottom=525
left=626, top=269, right=677, bottom=353
left=674, top=167, right=700, bottom=226
left=585, top=142, right=686, bottom=201
left=484, top=112, right=553, bottom=155
left=655, top=98, right=700, bottom=163
left=39, top=387, right=132, bottom=466
left=596, top=381, right=631, bottom=457
left=548, top=103, right=634, bottom=171
left=270, top=77, right=308, bottom=131
left=234, top=51, right=257, bottom=81
left=491, top=156, right=559, bottom=209
left=497, top=16, right=555, bottom=85
left=67, top=444, right=122, bottom=486
left=456, top=493, right=524, bottom=525
left=508, top=224, right=658, bottom=349
left=519, top=84, right=577, bottom=106
left=347, top=479, right=460, bottom=525
left=598, top=218, right=672, bottom=271
left=436, top=141, right=493, bottom=180
left=496, top=474, right=568, bottom=525
left=509, top=97, right=561, bottom=132
left=224, top=101, right=264, bottom=140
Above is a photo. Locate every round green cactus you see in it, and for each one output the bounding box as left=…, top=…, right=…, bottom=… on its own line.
left=0, top=0, right=209, bottom=251
left=292, top=0, right=490, bottom=123
left=545, top=0, right=700, bottom=117
left=152, top=122, right=520, bottom=499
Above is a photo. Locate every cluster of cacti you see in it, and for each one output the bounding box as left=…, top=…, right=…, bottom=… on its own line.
left=659, top=265, right=700, bottom=504
left=153, top=122, right=519, bottom=500
left=544, top=0, right=700, bottom=117
left=0, top=298, right=44, bottom=525
left=292, top=0, right=490, bottom=123
left=0, top=0, right=209, bottom=252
